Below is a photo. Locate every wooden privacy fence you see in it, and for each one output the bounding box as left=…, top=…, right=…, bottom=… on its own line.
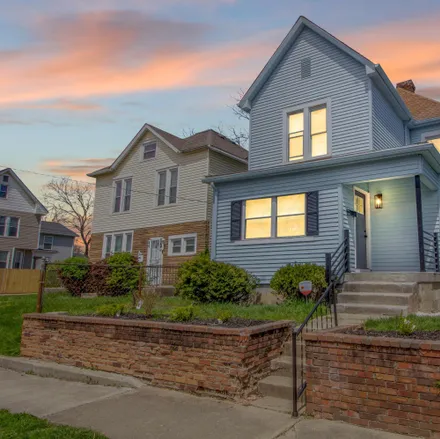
left=0, top=269, right=41, bottom=294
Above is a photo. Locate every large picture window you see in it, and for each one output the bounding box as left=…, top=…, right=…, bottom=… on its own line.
left=287, top=102, right=329, bottom=162
left=244, top=194, right=306, bottom=239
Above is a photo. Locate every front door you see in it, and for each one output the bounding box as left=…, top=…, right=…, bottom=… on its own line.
left=354, top=190, right=368, bottom=270
left=147, top=238, right=164, bottom=285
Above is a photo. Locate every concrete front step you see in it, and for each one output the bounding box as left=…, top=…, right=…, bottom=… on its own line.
left=343, top=281, right=417, bottom=294
left=271, top=355, right=304, bottom=377
left=336, top=303, right=408, bottom=316
left=258, top=375, right=293, bottom=400
left=250, top=396, right=293, bottom=414
left=338, top=292, right=413, bottom=306
left=345, top=272, right=436, bottom=283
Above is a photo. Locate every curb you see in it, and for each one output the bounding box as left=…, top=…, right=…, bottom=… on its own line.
left=0, top=356, right=145, bottom=389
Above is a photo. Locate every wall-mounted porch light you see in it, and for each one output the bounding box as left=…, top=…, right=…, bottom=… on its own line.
left=374, top=193, right=383, bottom=209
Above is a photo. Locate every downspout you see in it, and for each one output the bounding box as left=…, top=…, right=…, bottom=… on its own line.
left=210, top=182, right=218, bottom=261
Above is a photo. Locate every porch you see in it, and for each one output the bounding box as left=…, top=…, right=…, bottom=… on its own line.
left=341, top=174, right=439, bottom=273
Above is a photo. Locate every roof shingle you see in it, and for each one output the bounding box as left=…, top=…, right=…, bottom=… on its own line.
left=397, top=87, right=440, bottom=121
left=40, top=221, right=77, bottom=237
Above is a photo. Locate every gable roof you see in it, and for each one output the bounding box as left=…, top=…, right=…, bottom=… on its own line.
left=0, top=168, right=48, bottom=214
left=238, top=16, right=411, bottom=120
left=397, top=87, right=440, bottom=121
left=88, top=124, right=248, bottom=177
left=41, top=221, right=77, bottom=237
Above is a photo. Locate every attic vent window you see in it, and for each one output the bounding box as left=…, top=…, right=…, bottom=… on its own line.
left=301, top=58, right=311, bottom=79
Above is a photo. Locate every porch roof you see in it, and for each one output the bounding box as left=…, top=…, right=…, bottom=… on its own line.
left=203, top=144, right=440, bottom=185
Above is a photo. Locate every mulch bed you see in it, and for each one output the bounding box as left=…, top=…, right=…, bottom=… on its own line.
left=344, top=328, right=440, bottom=340
left=92, top=313, right=270, bottom=328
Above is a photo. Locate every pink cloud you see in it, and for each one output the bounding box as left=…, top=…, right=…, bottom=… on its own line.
left=0, top=11, right=278, bottom=107
left=41, top=157, right=115, bottom=178
left=342, top=15, right=440, bottom=91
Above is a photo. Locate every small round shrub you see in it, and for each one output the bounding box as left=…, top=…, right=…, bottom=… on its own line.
left=57, top=256, right=90, bottom=296
left=102, top=252, right=142, bottom=296
left=270, top=263, right=327, bottom=301
left=169, top=305, right=195, bottom=322
left=95, top=303, right=128, bottom=317
left=176, top=252, right=258, bottom=304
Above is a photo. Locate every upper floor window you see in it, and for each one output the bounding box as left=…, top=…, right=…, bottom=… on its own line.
left=43, top=235, right=54, bottom=250
left=157, top=168, right=178, bottom=206
left=0, top=175, right=9, bottom=198
left=0, top=216, right=19, bottom=237
left=102, top=231, right=133, bottom=258
left=143, top=142, right=157, bottom=160
left=287, top=103, right=329, bottom=162
left=113, top=178, right=132, bottom=213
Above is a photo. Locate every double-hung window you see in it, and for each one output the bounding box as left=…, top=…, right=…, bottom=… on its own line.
left=168, top=234, right=197, bottom=256
left=43, top=235, right=54, bottom=250
left=0, top=251, right=8, bottom=268
left=287, top=103, right=329, bottom=162
left=231, top=192, right=319, bottom=241
left=102, top=231, right=133, bottom=258
left=113, top=178, right=132, bottom=213
left=143, top=142, right=157, bottom=160
left=0, top=216, right=19, bottom=237
left=157, top=168, right=178, bottom=206
left=0, top=175, right=9, bottom=198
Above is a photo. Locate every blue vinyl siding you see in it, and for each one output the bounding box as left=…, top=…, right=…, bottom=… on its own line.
left=372, top=83, right=405, bottom=150
left=214, top=156, right=425, bottom=283
left=248, top=27, right=370, bottom=170
left=410, top=124, right=440, bottom=144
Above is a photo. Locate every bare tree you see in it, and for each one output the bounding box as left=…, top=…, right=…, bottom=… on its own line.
left=229, top=88, right=250, bottom=122
left=181, top=127, right=196, bottom=137
left=214, top=123, right=249, bottom=148
left=42, top=178, right=94, bottom=256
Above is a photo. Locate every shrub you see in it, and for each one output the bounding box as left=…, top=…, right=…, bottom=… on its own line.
left=95, top=303, right=128, bottom=317
left=103, top=253, right=143, bottom=296
left=270, top=263, right=327, bottom=301
left=176, top=252, right=258, bottom=304
left=397, top=314, right=416, bottom=335
left=138, top=287, right=160, bottom=317
left=169, top=305, right=195, bottom=322
left=57, top=256, right=90, bottom=296
left=216, top=310, right=233, bottom=323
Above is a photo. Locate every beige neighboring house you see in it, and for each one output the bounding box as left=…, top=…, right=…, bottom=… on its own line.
left=0, top=168, right=48, bottom=269
left=88, top=124, right=248, bottom=269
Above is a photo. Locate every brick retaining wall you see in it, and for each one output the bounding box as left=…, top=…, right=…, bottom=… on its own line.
left=21, top=314, right=291, bottom=398
left=304, top=327, right=440, bottom=438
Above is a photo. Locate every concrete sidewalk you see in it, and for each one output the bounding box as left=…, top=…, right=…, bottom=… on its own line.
left=0, top=367, right=414, bottom=439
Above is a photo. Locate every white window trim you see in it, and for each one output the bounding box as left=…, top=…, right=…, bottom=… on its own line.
left=43, top=235, right=54, bottom=250
left=112, top=177, right=133, bottom=214
left=155, top=167, right=179, bottom=208
left=101, top=231, right=134, bottom=258
left=242, top=194, right=307, bottom=240
left=141, top=141, right=157, bottom=161
left=0, top=216, right=20, bottom=239
left=282, top=98, right=332, bottom=164
left=167, top=233, right=197, bottom=256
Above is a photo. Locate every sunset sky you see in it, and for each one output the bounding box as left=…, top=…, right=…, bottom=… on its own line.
left=2, top=0, right=440, bottom=194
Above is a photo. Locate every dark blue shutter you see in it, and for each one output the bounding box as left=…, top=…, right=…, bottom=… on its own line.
left=306, top=192, right=319, bottom=236
left=230, top=201, right=243, bottom=241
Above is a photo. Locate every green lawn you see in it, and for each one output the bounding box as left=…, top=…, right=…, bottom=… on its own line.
left=364, top=315, right=440, bottom=332
left=0, top=409, right=108, bottom=438
left=0, top=292, right=316, bottom=357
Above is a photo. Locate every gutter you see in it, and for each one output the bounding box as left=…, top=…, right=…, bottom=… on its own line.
left=409, top=117, right=440, bottom=129
left=203, top=143, right=440, bottom=184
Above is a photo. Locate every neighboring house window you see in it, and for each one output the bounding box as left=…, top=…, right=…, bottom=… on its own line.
left=0, top=216, right=19, bottom=237
left=43, top=235, right=54, bottom=250
left=0, top=175, right=9, bottom=198
left=230, top=192, right=319, bottom=241
left=143, top=142, right=157, bottom=160
left=13, top=250, right=23, bottom=269
left=102, top=231, right=133, bottom=258
left=287, top=103, right=328, bottom=161
left=113, top=178, right=132, bottom=213
left=0, top=251, right=8, bottom=268
left=157, top=168, right=178, bottom=206
left=168, top=234, right=197, bottom=256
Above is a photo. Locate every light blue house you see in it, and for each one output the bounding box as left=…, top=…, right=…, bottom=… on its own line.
left=205, top=17, right=440, bottom=297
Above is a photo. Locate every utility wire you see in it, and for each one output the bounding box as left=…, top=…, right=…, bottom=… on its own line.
left=0, top=164, right=209, bottom=205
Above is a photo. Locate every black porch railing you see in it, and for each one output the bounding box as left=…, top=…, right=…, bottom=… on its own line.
left=423, top=231, right=440, bottom=272
left=291, top=229, right=350, bottom=416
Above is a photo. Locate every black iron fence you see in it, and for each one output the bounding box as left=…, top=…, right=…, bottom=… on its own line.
left=37, top=262, right=180, bottom=313
left=291, top=229, right=350, bottom=416
left=423, top=231, right=439, bottom=272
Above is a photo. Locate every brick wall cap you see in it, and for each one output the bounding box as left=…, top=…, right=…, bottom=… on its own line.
left=23, top=313, right=293, bottom=336
left=303, top=325, right=440, bottom=350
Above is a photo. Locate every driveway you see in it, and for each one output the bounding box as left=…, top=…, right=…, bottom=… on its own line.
left=0, top=368, right=412, bottom=439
